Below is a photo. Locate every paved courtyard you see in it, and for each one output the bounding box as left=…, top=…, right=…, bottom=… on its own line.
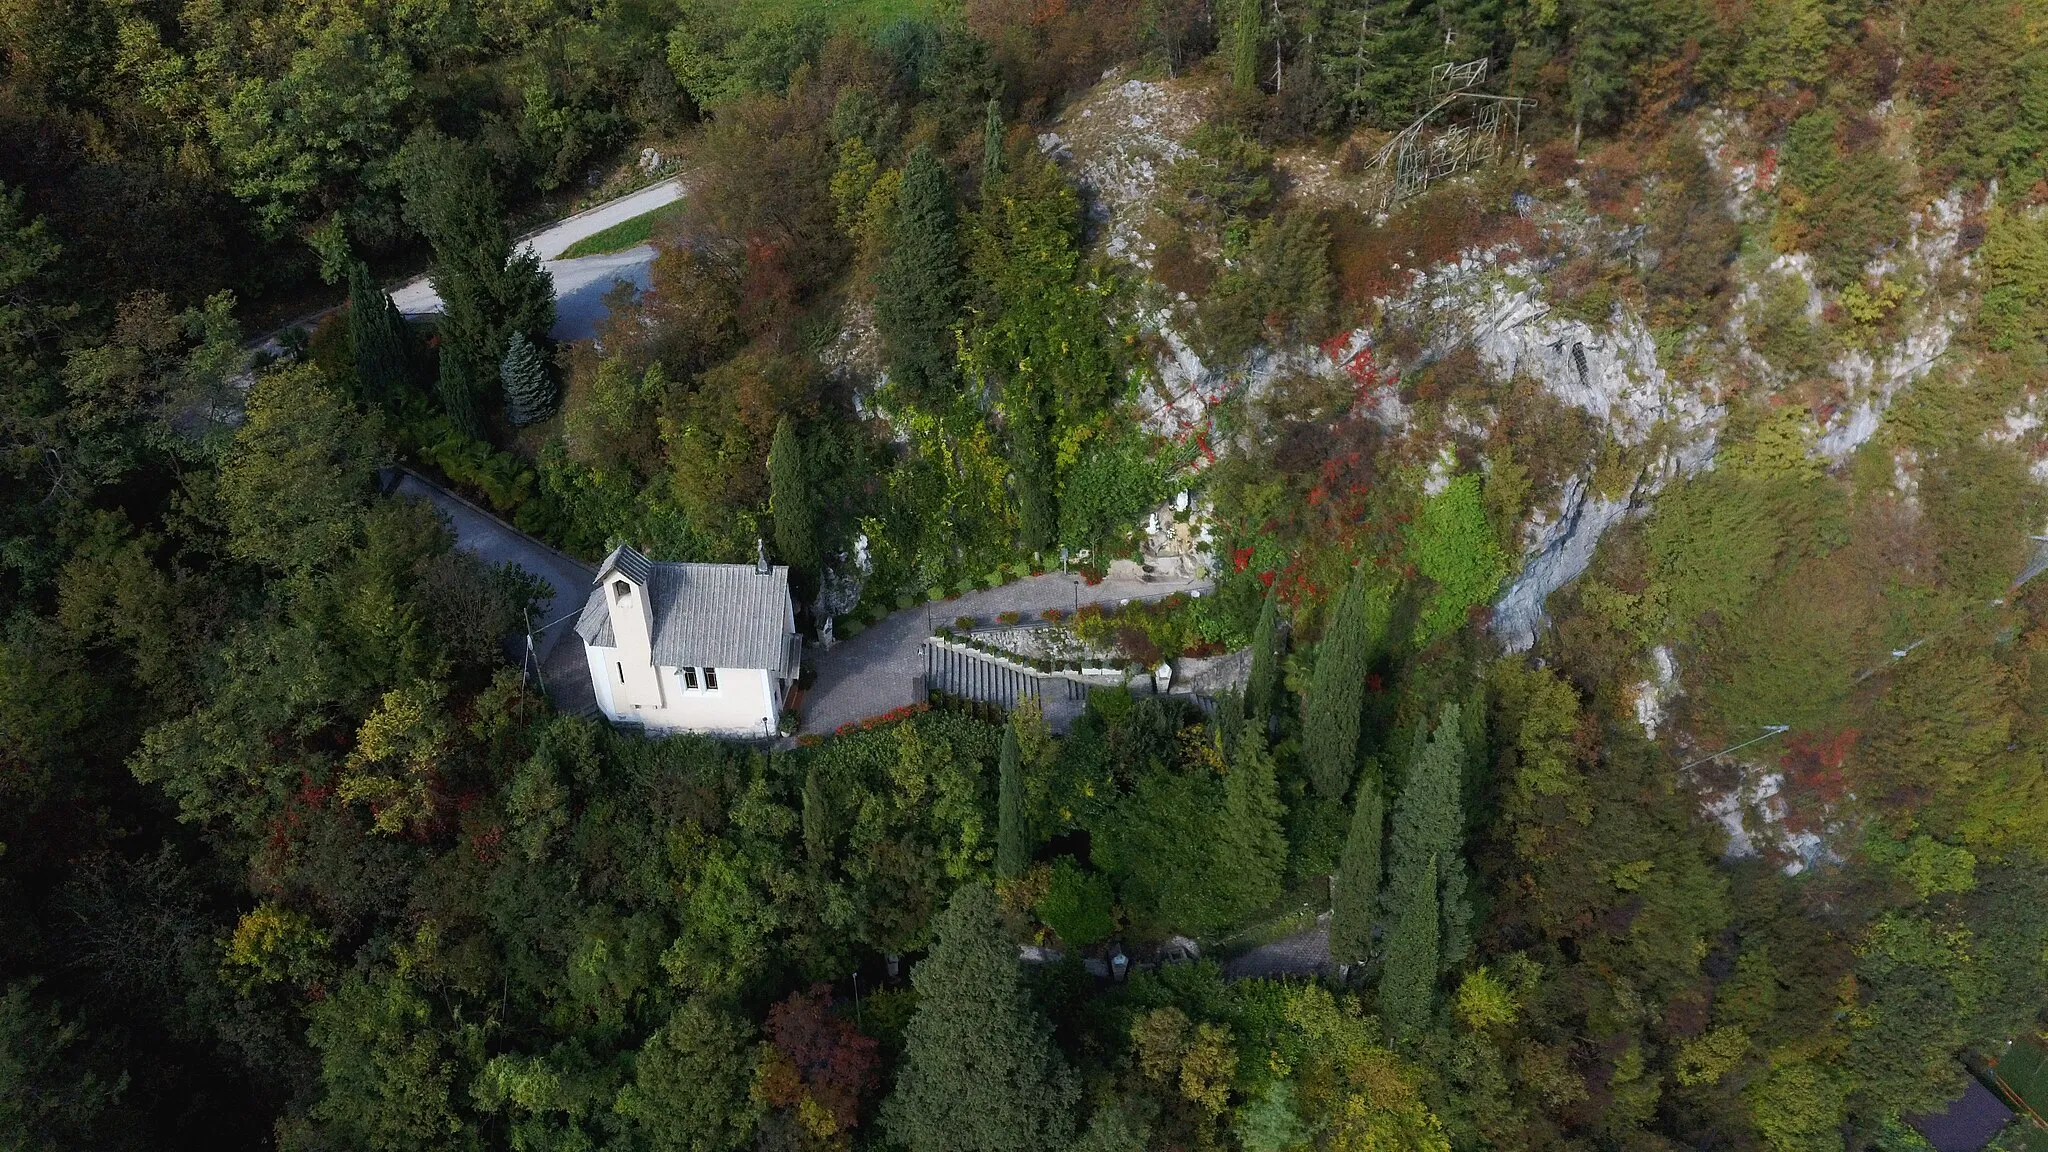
left=801, top=567, right=1211, bottom=735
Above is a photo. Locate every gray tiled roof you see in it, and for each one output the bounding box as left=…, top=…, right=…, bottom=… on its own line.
left=596, top=543, right=653, bottom=587
left=576, top=546, right=794, bottom=672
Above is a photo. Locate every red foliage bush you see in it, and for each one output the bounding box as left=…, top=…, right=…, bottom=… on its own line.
left=758, top=984, right=881, bottom=1135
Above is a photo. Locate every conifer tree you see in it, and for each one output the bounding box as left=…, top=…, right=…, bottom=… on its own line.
left=1330, top=774, right=1383, bottom=967
left=1384, top=703, right=1473, bottom=975
left=1246, top=581, right=1282, bottom=724
left=1230, top=0, right=1264, bottom=92
left=997, top=723, right=1028, bottom=880
left=400, top=129, right=555, bottom=422
left=346, top=260, right=412, bottom=408
left=1215, top=727, right=1287, bottom=921
left=436, top=347, right=483, bottom=439
left=1379, top=854, right=1439, bottom=1039
left=883, top=885, right=1078, bottom=1152
left=1301, top=565, right=1389, bottom=800
left=768, top=416, right=819, bottom=575
left=1215, top=688, right=1246, bottom=758
left=802, top=767, right=832, bottom=868
left=875, top=145, right=964, bottom=402
left=500, top=332, right=555, bottom=426
left=982, top=99, right=1005, bottom=187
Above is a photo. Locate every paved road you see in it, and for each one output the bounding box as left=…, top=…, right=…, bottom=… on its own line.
left=802, top=567, right=1211, bottom=735
left=390, top=470, right=598, bottom=710
left=391, top=178, right=683, bottom=342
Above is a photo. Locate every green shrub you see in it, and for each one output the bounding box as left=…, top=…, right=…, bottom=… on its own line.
left=1035, top=857, right=1116, bottom=947
left=1408, top=473, right=1511, bottom=643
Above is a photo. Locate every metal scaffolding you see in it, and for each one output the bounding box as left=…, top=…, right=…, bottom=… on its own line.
left=1367, top=58, right=1533, bottom=210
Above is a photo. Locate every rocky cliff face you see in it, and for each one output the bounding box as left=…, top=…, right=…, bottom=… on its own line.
left=1051, top=74, right=2010, bottom=661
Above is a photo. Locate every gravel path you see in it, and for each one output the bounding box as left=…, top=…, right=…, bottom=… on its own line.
left=801, top=567, right=1211, bottom=735
left=390, top=178, right=683, bottom=343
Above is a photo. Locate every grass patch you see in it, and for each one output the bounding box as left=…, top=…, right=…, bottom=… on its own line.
left=1995, top=1039, right=2048, bottom=1125
left=558, top=202, right=684, bottom=259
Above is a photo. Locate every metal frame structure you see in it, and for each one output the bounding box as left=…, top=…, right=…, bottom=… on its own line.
left=1368, top=58, right=1534, bottom=210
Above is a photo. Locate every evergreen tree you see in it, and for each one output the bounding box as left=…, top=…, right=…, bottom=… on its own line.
left=1246, top=581, right=1282, bottom=724
left=883, top=884, right=1078, bottom=1152
left=346, top=260, right=413, bottom=408
left=1230, top=0, right=1264, bottom=92
left=997, top=723, right=1028, bottom=880
left=1215, top=688, right=1246, bottom=758
left=1378, top=854, right=1439, bottom=1039
left=499, top=332, right=555, bottom=426
left=1301, top=565, right=1389, bottom=800
left=1330, top=774, right=1383, bottom=967
left=1214, top=727, right=1287, bottom=922
left=1010, top=399, right=1057, bottom=552
left=802, top=767, right=832, bottom=868
left=399, top=129, right=555, bottom=422
left=875, top=145, right=964, bottom=402
left=982, top=99, right=1004, bottom=187
left=768, top=416, right=820, bottom=575
left=1384, top=703, right=1472, bottom=974
left=435, top=347, right=483, bottom=439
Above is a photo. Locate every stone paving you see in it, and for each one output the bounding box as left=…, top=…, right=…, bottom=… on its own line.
left=801, top=565, right=1211, bottom=735
left=1220, top=913, right=1332, bottom=980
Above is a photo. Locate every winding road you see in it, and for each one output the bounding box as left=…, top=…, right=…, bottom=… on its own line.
left=390, top=178, right=684, bottom=342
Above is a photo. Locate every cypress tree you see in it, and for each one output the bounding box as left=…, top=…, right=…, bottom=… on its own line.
left=436, top=347, right=483, bottom=439
left=1301, top=565, right=1389, bottom=800
left=802, top=767, right=832, bottom=868
left=982, top=98, right=1005, bottom=187
left=1215, top=727, right=1287, bottom=922
left=768, top=416, right=819, bottom=574
left=1231, top=0, right=1263, bottom=92
left=1215, top=688, right=1246, bottom=758
left=1384, top=703, right=1472, bottom=975
left=1011, top=404, right=1056, bottom=552
left=500, top=332, right=556, bottom=426
left=883, top=885, right=1078, bottom=1152
left=875, top=145, right=964, bottom=402
left=1378, top=854, right=1439, bottom=1039
left=1330, top=775, right=1383, bottom=967
left=346, top=260, right=412, bottom=408
left=1246, top=581, right=1282, bottom=724
left=997, top=724, right=1028, bottom=880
